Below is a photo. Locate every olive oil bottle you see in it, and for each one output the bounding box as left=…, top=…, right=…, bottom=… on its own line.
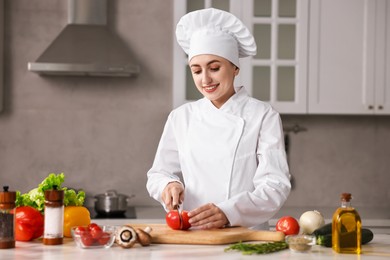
left=332, top=193, right=361, bottom=254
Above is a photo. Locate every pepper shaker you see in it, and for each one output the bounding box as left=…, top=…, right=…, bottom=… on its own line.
left=0, top=186, right=16, bottom=249
left=43, top=185, right=64, bottom=245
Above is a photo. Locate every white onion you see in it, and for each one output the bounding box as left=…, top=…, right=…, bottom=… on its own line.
left=299, top=210, right=325, bottom=234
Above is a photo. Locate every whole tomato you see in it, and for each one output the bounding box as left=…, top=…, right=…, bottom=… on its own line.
left=15, top=206, right=44, bottom=241
left=275, top=216, right=300, bottom=235
left=81, top=233, right=94, bottom=246
left=89, top=225, right=103, bottom=240
left=166, top=210, right=191, bottom=230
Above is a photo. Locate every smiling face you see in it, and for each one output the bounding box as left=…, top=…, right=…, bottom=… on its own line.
left=189, top=54, right=239, bottom=108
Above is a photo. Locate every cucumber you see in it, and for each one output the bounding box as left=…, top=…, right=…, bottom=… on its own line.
left=312, top=223, right=332, bottom=236
left=316, top=234, right=332, bottom=247
left=316, top=228, right=374, bottom=247
left=361, top=228, right=374, bottom=244
left=312, top=223, right=348, bottom=236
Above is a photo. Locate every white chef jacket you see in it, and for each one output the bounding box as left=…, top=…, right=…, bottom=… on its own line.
left=147, top=86, right=291, bottom=229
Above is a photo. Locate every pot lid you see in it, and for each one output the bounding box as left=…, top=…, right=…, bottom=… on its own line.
left=95, top=189, right=128, bottom=199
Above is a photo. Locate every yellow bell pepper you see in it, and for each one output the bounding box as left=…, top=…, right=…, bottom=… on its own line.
left=63, top=206, right=91, bottom=237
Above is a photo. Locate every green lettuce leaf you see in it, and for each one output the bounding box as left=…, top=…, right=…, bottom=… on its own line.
left=16, top=172, right=86, bottom=213
left=63, top=188, right=85, bottom=206
left=37, top=172, right=65, bottom=192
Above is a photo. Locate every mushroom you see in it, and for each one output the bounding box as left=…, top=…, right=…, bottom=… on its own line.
left=135, top=226, right=153, bottom=246
left=115, top=225, right=137, bottom=248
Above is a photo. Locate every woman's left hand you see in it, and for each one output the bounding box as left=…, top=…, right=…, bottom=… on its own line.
left=187, top=203, right=229, bottom=229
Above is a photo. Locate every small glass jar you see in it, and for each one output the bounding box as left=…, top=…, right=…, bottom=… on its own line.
left=43, top=186, right=64, bottom=245
left=0, top=186, right=16, bottom=249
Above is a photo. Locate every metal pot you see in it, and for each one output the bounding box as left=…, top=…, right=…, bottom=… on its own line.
left=94, top=190, right=135, bottom=215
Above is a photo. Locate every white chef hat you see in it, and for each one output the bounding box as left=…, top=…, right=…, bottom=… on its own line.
left=176, top=8, right=257, bottom=67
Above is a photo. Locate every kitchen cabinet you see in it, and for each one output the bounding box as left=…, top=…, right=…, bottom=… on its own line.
left=173, top=0, right=309, bottom=114
left=173, top=0, right=390, bottom=115
left=308, top=0, right=390, bottom=114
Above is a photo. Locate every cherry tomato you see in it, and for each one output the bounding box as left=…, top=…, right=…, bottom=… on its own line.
left=98, top=232, right=111, bottom=245
left=81, top=233, right=94, bottom=246
left=275, top=216, right=300, bottom=235
left=74, top=226, right=87, bottom=235
left=87, top=223, right=99, bottom=230
left=90, top=225, right=103, bottom=239
left=166, top=210, right=191, bottom=230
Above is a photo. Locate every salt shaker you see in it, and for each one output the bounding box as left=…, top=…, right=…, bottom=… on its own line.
left=43, top=185, right=64, bottom=245
left=0, top=186, right=16, bottom=249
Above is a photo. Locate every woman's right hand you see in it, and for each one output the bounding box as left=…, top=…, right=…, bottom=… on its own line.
left=161, top=181, right=185, bottom=211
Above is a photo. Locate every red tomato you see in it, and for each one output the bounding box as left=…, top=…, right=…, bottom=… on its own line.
left=87, top=223, right=98, bottom=230
left=276, top=216, right=300, bottom=235
left=166, top=211, right=181, bottom=230
left=15, top=222, right=35, bottom=241
left=98, top=232, right=111, bottom=245
left=74, top=226, right=87, bottom=235
left=180, top=211, right=191, bottom=230
left=15, top=206, right=44, bottom=241
left=81, top=233, right=94, bottom=246
left=90, top=225, right=103, bottom=240
left=166, top=210, right=191, bottom=230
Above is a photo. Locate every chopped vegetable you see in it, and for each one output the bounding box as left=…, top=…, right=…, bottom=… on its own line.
left=166, top=210, right=191, bottom=230
left=299, top=210, right=325, bottom=234
left=225, top=241, right=288, bottom=255
left=15, top=172, right=86, bottom=213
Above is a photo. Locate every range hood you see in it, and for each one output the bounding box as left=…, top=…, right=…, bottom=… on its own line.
left=28, top=0, right=140, bottom=77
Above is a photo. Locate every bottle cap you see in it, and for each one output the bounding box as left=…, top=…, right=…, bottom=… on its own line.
left=341, top=193, right=352, bottom=202
left=0, top=186, right=16, bottom=209
left=44, top=187, right=64, bottom=202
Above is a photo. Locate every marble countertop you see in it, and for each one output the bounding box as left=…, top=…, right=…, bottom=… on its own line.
left=1, top=219, right=389, bottom=260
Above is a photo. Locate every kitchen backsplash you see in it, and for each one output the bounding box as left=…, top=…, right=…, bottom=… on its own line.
left=0, top=0, right=389, bottom=214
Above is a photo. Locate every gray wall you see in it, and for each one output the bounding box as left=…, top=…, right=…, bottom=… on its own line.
left=1, top=0, right=389, bottom=213
left=0, top=0, right=173, bottom=207
left=282, top=116, right=390, bottom=211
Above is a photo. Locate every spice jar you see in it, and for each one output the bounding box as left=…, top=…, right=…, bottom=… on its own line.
left=43, top=186, right=64, bottom=245
left=0, top=186, right=16, bottom=249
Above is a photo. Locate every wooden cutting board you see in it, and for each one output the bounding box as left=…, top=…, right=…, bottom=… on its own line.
left=127, top=223, right=285, bottom=245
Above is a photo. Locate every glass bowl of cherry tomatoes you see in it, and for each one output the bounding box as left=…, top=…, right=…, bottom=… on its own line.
left=71, top=223, right=116, bottom=249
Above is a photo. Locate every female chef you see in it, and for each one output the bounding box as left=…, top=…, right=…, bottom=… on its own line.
left=147, top=8, right=291, bottom=230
